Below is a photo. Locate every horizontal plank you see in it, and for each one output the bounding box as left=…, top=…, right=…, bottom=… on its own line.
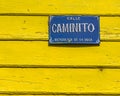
left=0, top=68, right=120, bottom=93
left=0, top=16, right=48, bottom=40
left=0, top=0, right=120, bottom=15
left=0, top=41, right=119, bottom=66
left=0, top=16, right=120, bottom=40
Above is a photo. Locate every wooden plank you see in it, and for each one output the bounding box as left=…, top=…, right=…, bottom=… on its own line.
left=0, top=68, right=120, bottom=93
left=0, top=16, right=48, bottom=40
left=0, top=16, right=120, bottom=40
left=0, top=0, right=120, bottom=15
left=0, top=41, right=119, bottom=66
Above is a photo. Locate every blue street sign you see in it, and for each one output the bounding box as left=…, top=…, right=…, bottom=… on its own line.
left=49, top=16, right=100, bottom=44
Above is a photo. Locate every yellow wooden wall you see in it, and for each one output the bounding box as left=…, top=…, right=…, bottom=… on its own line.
left=0, top=0, right=120, bottom=95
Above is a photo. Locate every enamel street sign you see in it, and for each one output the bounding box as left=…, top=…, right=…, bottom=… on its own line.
left=49, top=16, right=100, bottom=44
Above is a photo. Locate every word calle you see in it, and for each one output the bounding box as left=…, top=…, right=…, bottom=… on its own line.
left=52, top=23, right=95, bottom=33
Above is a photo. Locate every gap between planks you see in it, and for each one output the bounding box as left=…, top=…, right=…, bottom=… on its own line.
left=0, top=91, right=120, bottom=95
left=0, top=13, right=120, bottom=17
left=0, top=39, right=120, bottom=42
left=1, top=65, right=120, bottom=69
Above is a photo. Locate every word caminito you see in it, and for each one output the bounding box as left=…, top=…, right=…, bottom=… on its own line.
left=52, top=23, right=95, bottom=33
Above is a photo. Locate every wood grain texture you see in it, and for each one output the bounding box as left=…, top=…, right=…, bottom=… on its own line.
left=0, top=16, right=120, bottom=40
left=0, top=0, right=119, bottom=95
left=0, top=0, right=120, bottom=15
left=0, top=68, right=120, bottom=93
left=0, top=41, right=119, bottom=66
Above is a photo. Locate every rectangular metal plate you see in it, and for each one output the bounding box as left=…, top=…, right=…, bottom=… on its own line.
left=49, top=16, right=100, bottom=44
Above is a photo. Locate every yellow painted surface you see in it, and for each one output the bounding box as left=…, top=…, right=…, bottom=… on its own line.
left=0, top=41, right=119, bottom=66
left=0, top=0, right=120, bottom=15
left=0, top=68, right=120, bottom=93
left=0, top=16, right=120, bottom=40
left=0, top=16, right=48, bottom=40
left=0, top=0, right=120, bottom=95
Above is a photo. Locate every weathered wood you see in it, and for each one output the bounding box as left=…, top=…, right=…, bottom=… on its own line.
left=0, top=0, right=120, bottom=15
left=0, top=0, right=119, bottom=95
left=0, top=68, right=120, bottom=94
left=0, top=41, right=119, bottom=66
left=0, top=16, right=119, bottom=40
